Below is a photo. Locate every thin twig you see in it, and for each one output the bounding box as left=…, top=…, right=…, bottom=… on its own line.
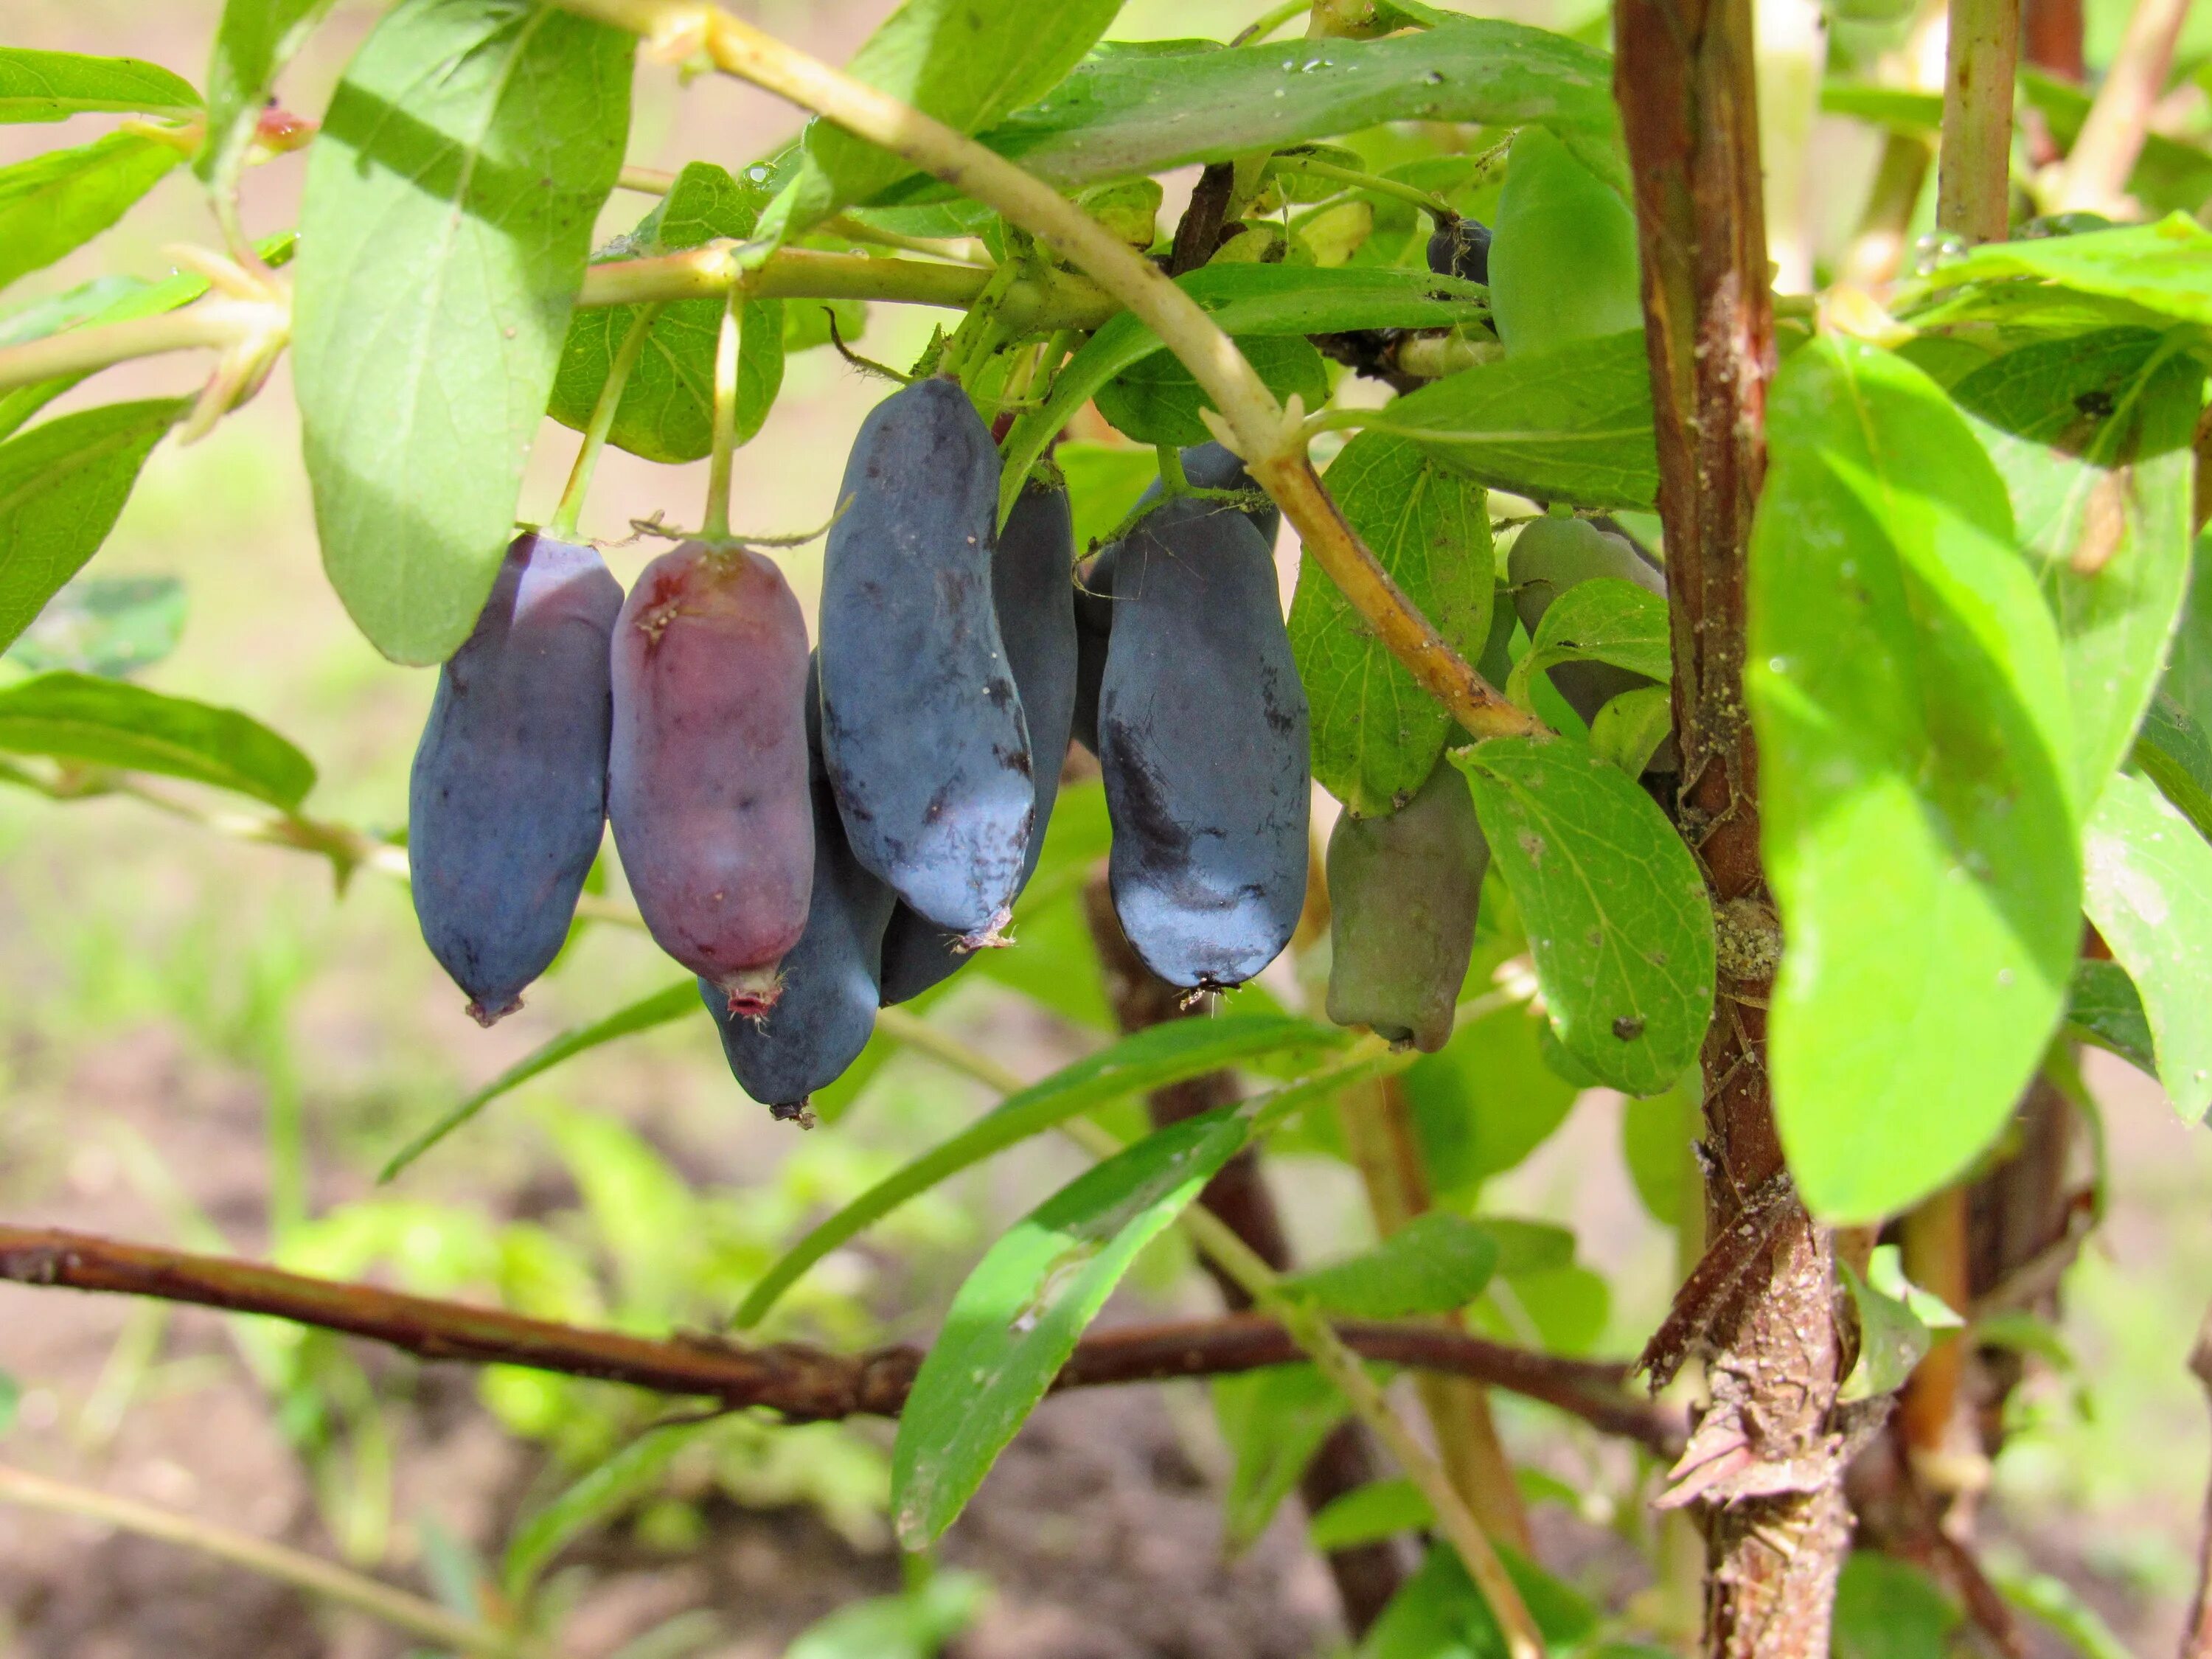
left=1938, top=0, right=2023, bottom=241
left=0, top=1463, right=552, bottom=1658
left=2183, top=1306, right=2212, bottom=1658
left=0, top=1225, right=1681, bottom=1450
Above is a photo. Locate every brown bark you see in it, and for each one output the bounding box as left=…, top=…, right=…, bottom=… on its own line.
left=0, top=1224, right=1683, bottom=1447
left=1082, top=872, right=1408, bottom=1635
left=1614, top=0, right=1857, bottom=1649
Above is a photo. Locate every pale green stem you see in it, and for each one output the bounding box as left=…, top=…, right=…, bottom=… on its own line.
left=0, top=1464, right=555, bottom=1659
left=618, top=162, right=675, bottom=194
left=1281, top=157, right=1456, bottom=220
left=703, top=287, right=741, bottom=541
left=550, top=302, right=663, bottom=540
left=1936, top=0, right=2020, bottom=240
left=1231, top=0, right=1314, bottom=44
left=823, top=212, right=995, bottom=265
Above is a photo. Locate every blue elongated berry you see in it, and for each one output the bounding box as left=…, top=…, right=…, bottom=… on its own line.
left=820, top=378, right=1034, bottom=943
left=1099, top=495, right=1310, bottom=990
left=409, top=532, right=622, bottom=1026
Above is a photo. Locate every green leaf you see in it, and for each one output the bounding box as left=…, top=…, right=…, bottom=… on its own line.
left=1309, top=1478, right=1432, bottom=1552
left=1952, top=328, right=2202, bottom=804
left=1469, top=1217, right=1576, bottom=1276
left=501, top=1422, right=698, bottom=1601
left=2081, top=770, right=2212, bottom=1120
left=0, top=131, right=185, bottom=296
left=0, top=48, right=200, bottom=122
left=1404, top=999, right=1578, bottom=1194
left=1989, top=1562, right=2133, bottom=1659
left=1587, top=684, right=1673, bottom=774
left=1921, top=215, right=2212, bottom=332
left=549, top=161, right=785, bottom=464
left=4, top=574, right=184, bottom=677
left=1504, top=576, right=1669, bottom=713
left=1481, top=1259, right=1609, bottom=1356
left=1750, top=336, right=2080, bottom=1222
left=379, top=981, right=700, bottom=1182
left=769, top=0, right=1124, bottom=237
left=0, top=670, right=313, bottom=807
left=1290, top=432, right=1492, bottom=814
left=892, top=1107, right=1251, bottom=1547
left=1362, top=331, right=1658, bottom=509
left=879, top=21, right=1621, bottom=205
left=787, top=1573, right=989, bottom=1659
left=734, top=1012, right=1346, bottom=1327
left=1093, top=334, right=1328, bottom=448
left=2135, top=691, right=2212, bottom=843
left=198, top=1, right=339, bottom=202
left=292, top=0, right=634, bottom=664
left=1057, top=441, right=1158, bottom=553
left=1838, top=1243, right=1957, bottom=1402
left=1214, top=1363, right=1352, bottom=1550
left=1363, top=1540, right=1598, bottom=1659
left=1000, top=264, right=1492, bottom=523
left=1620, top=1074, right=1698, bottom=1229
left=1454, top=737, right=1715, bottom=1095
left=1281, top=1211, right=1499, bottom=1318
left=2065, top=956, right=2154, bottom=1073
left=0, top=397, right=185, bottom=652
left=1832, top=1552, right=1961, bottom=1659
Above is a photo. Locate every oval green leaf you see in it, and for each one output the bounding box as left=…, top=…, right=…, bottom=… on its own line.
left=1364, top=330, right=1659, bottom=509
left=1454, top=736, right=1714, bottom=1095
left=1750, top=335, right=2080, bottom=1222
left=0, top=131, right=184, bottom=296
left=0, top=48, right=200, bottom=122
left=293, top=0, right=634, bottom=664
left=1290, top=431, right=1493, bottom=815
left=0, top=670, right=314, bottom=808
left=1280, top=1211, right=1500, bottom=1318
left=0, top=397, right=186, bottom=651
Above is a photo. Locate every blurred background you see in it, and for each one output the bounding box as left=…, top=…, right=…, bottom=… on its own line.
left=2, top=2, right=2211, bottom=1655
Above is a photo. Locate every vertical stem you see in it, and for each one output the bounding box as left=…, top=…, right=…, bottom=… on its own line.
left=2183, top=1306, right=2212, bottom=1659
left=703, top=288, right=740, bottom=542
left=1614, top=0, right=1854, bottom=1652
left=1896, top=1188, right=1972, bottom=1468
left=551, top=302, right=663, bottom=541
left=1335, top=1077, right=1534, bottom=1551
left=2022, top=0, right=2086, bottom=77
left=1837, top=133, right=1938, bottom=288
left=2053, top=0, right=2195, bottom=212
left=1937, top=0, right=2022, bottom=243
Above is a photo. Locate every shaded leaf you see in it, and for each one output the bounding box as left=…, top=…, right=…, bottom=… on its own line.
left=501, top=1422, right=699, bottom=1601
left=787, top=1573, right=989, bottom=1659
left=550, top=160, right=785, bottom=464
left=2080, top=770, right=2212, bottom=1119
left=0, top=48, right=199, bottom=122
left=1364, top=332, right=1658, bottom=509
left=1281, top=1211, right=1499, bottom=1318
left=1404, top=1000, right=1578, bottom=1195
left=0, top=670, right=313, bottom=807
left=1000, top=264, right=1491, bottom=523
left=770, top=0, right=1124, bottom=237
left=1215, top=1363, right=1352, bottom=1550
left=734, top=1012, right=1347, bottom=1328
left=293, top=0, right=633, bottom=664
left=1953, top=328, right=2202, bottom=803
left=0, top=397, right=185, bottom=652
left=1504, top=576, right=1669, bottom=712
left=2065, top=957, right=2154, bottom=1074
left=1454, top=736, right=1715, bottom=1095
left=1093, top=334, right=1328, bottom=448
left=1921, top=215, right=2212, bottom=332
left=1363, top=1540, right=1598, bottom=1659
left=1309, top=1478, right=1432, bottom=1552
left=1838, top=1244, right=1954, bottom=1402
left=2135, top=691, right=2212, bottom=842
left=893, top=1108, right=1250, bottom=1546
left=0, top=131, right=185, bottom=295
left=1833, top=1551, right=1961, bottom=1659
left=1290, top=432, right=1492, bottom=814
left=1750, top=336, right=2079, bottom=1222
left=4, top=574, right=184, bottom=677
left=879, top=21, right=1621, bottom=205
